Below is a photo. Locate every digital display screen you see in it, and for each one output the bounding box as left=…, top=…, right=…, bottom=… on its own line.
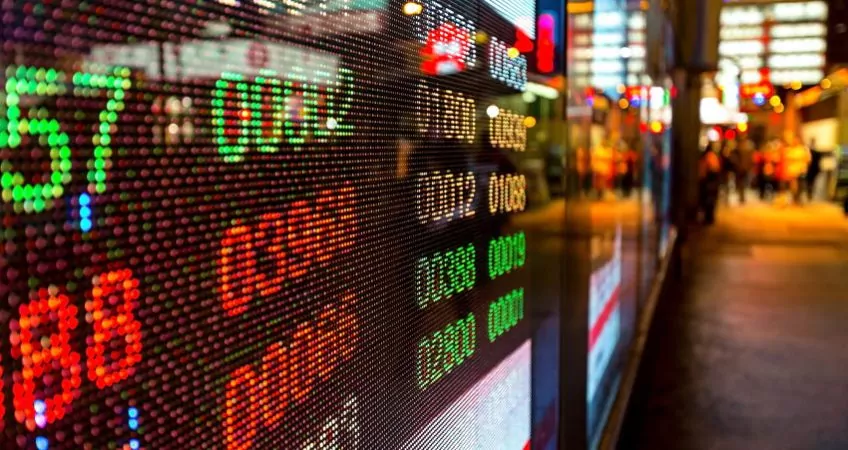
left=0, top=0, right=563, bottom=448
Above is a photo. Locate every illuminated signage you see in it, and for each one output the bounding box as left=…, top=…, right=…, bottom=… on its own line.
left=489, top=108, right=527, bottom=151
left=417, top=313, right=477, bottom=389
left=536, top=12, right=558, bottom=73
left=1, top=0, right=557, bottom=448
left=718, top=1, right=828, bottom=85
left=483, top=0, right=536, bottom=38
left=416, top=244, right=476, bottom=308
left=404, top=341, right=531, bottom=449
left=416, top=81, right=477, bottom=141
left=587, top=228, right=622, bottom=402
left=489, top=37, right=528, bottom=90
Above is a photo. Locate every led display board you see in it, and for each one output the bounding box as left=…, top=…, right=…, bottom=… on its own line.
left=0, top=0, right=561, bottom=449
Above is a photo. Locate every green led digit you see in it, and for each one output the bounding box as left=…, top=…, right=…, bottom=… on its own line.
left=416, top=313, right=477, bottom=390
left=212, top=73, right=284, bottom=163
left=488, top=231, right=527, bottom=280
left=488, top=288, right=524, bottom=342
left=416, top=243, right=476, bottom=309
left=1, top=65, right=129, bottom=213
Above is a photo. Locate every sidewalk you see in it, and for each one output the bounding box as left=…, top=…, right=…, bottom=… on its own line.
left=620, top=202, right=848, bottom=450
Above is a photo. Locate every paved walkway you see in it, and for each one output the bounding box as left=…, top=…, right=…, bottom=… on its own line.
left=620, top=202, right=848, bottom=450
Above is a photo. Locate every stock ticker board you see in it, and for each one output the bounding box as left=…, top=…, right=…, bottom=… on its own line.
left=0, top=0, right=558, bottom=448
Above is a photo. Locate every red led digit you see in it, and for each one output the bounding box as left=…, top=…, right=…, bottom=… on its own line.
left=10, top=286, right=82, bottom=430
left=286, top=186, right=357, bottom=279
left=257, top=212, right=287, bottom=295
left=316, top=292, right=359, bottom=378
left=260, top=342, right=291, bottom=424
left=319, top=185, right=358, bottom=257
left=222, top=292, right=359, bottom=448
left=219, top=223, right=263, bottom=316
left=224, top=366, right=261, bottom=450
left=86, top=269, right=143, bottom=389
left=285, top=199, right=316, bottom=279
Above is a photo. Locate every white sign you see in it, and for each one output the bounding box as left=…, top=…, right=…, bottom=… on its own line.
left=588, top=228, right=622, bottom=402
left=402, top=341, right=531, bottom=450
left=90, top=39, right=339, bottom=82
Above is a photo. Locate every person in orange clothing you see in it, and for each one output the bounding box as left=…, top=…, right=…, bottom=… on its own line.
left=591, top=139, right=615, bottom=199
left=782, top=134, right=812, bottom=205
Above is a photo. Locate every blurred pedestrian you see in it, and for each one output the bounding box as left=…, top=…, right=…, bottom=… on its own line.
left=591, top=139, right=615, bottom=199
left=755, top=138, right=779, bottom=201
left=699, top=146, right=722, bottom=225
left=806, top=138, right=821, bottom=201
left=617, top=141, right=637, bottom=198
left=728, top=138, right=754, bottom=204
left=724, top=139, right=754, bottom=204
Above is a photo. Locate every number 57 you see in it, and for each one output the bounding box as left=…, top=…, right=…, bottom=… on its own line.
left=1, top=64, right=131, bottom=213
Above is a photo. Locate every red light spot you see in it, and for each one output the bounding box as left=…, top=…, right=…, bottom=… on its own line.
left=514, top=28, right=534, bottom=53
left=725, top=129, right=736, bottom=140
left=421, top=22, right=472, bottom=75
left=537, top=14, right=555, bottom=73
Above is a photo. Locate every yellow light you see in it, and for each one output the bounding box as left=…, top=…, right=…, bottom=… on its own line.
left=769, top=95, right=781, bottom=107
left=650, top=121, right=663, bottom=133
left=618, top=98, right=629, bottom=109
left=775, top=104, right=785, bottom=114
left=738, top=122, right=748, bottom=133
left=523, top=116, right=537, bottom=128
left=791, top=80, right=802, bottom=90
left=474, top=31, right=489, bottom=44
left=402, top=1, right=422, bottom=15
left=821, top=78, right=832, bottom=89
left=507, top=47, right=520, bottom=59
left=567, top=2, right=594, bottom=13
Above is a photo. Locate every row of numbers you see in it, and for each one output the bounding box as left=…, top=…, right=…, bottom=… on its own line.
left=416, top=171, right=526, bottom=225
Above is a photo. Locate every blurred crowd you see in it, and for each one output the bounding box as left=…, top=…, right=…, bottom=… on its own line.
left=576, top=139, right=641, bottom=200
left=698, top=134, right=836, bottom=224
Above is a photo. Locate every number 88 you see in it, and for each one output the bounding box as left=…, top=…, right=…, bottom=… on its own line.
left=8, top=269, right=142, bottom=430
